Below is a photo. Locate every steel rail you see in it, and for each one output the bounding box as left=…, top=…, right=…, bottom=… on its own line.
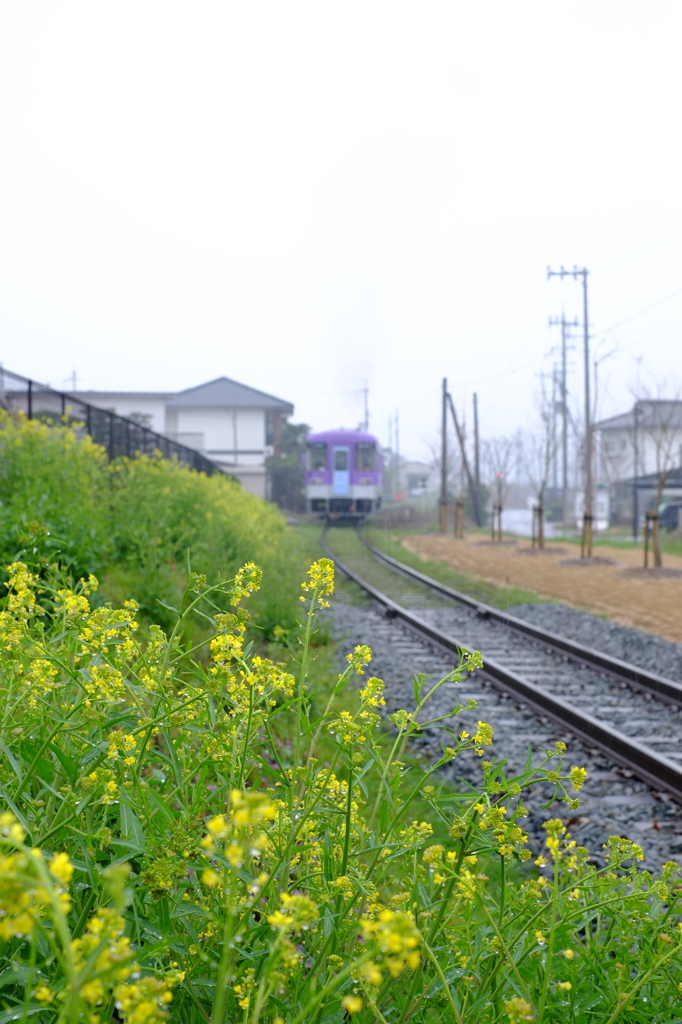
left=322, top=530, right=682, bottom=804
left=365, top=539, right=682, bottom=707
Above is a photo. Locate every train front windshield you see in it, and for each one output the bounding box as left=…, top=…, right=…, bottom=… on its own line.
left=356, top=442, right=376, bottom=471
left=307, top=442, right=328, bottom=470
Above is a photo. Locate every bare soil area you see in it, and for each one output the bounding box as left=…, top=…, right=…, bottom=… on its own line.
left=402, top=534, right=682, bottom=644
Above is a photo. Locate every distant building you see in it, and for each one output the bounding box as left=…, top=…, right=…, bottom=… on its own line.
left=402, top=461, right=438, bottom=497
left=595, top=400, right=682, bottom=524
left=74, top=377, right=294, bottom=498
left=596, top=401, right=682, bottom=481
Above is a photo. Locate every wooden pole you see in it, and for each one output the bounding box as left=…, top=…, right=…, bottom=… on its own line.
left=440, top=378, right=447, bottom=532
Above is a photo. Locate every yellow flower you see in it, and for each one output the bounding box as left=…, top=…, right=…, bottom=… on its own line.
left=300, top=559, right=335, bottom=605
left=557, top=981, right=572, bottom=991
left=225, top=844, right=243, bottom=868
left=569, top=766, right=587, bottom=791
left=34, top=986, right=54, bottom=1003
left=342, top=996, right=363, bottom=1014
left=360, top=961, right=383, bottom=985
left=201, top=869, right=221, bottom=887
left=504, top=996, right=534, bottom=1022
left=49, top=852, right=74, bottom=887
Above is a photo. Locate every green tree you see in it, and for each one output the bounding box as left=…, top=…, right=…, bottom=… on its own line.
left=267, top=421, right=310, bottom=512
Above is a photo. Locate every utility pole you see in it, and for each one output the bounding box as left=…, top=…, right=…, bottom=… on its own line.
left=632, top=400, right=639, bottom=542
left=548, top=267, right=592, bottom=554
left=549, top=312, right=578, bottom=524
left=362, top=382, right=369, bottom=432
left=440, top=378, right=447, bottom=531
left=473, top=392, right=481, bottom=487
left=395, top=408, right=400, bottom=497
left=446, top=391, right=482, bottom=526
left=388, top=414, right=393, bottom=500
left=551, top=366, right=559, bottom=492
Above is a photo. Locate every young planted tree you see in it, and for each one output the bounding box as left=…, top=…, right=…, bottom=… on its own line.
left=524, top=386, right=558, bottom=549
left=483, top=436, right=515, bottom=540
left=633, top=378, right=682, bottom=567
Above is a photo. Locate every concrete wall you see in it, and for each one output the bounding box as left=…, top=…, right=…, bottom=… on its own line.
left=173, top=407, right=267, bottom=465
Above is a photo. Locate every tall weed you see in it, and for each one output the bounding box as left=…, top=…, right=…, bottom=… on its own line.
left=1, top=558, right=680, bottom=1023
left=0, top=412, right=299, bottom=634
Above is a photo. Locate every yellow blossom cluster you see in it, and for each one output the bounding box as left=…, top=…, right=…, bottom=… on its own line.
left=360, top=910, right=421, bottom=978
left=347, top=644, right=372, bottom=674
left=0, top=814, right=73, bottom=939
left=229, top=561, right=263, bottom=605
left=267, top=891, right=319, bottom=933
left=300, top=558, right=335, bottom=607
left=0, top=562, right=39, bottom=649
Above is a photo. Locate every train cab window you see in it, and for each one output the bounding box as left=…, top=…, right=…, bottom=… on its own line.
left=307, top=442, right=328, bottom=471
left=334, top=449, right=348, bottom=470
left=356, top=442, right=376, bottom=471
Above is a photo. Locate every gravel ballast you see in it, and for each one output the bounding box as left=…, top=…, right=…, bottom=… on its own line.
left=510, top=601, right=682, bottom=683
left=328, top=598, right=682, bottom=872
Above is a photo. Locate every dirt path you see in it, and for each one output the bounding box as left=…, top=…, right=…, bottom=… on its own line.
left=402, top=534, right=682, bottom=644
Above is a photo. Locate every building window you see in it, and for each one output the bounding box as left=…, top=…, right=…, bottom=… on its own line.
left=265, top=411, right=275, bottom=446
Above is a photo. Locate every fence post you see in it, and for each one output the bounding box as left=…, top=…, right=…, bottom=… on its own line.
left=27, top=380, right=33, bottom=419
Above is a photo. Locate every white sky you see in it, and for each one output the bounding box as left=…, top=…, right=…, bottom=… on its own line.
left=1, top=2, right=681, bottom=461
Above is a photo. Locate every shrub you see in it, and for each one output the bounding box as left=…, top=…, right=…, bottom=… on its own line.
left=0, top=412, right=300, bottom=634
left=1, top=558, right=681, bottom=1023
left=0, top=413, right=111, bottom=574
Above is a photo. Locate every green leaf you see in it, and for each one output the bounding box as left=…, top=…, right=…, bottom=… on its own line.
left=48, top=741, right=78, bottom=784
left=0, top=1004, right=48, bottom=1023
left=119, top=799, right=146, bottom=852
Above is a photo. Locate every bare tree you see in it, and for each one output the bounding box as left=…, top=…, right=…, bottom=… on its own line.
left=483, top=435, right=515, bottom=540
left=524, top=385, right=558, bottom=549
left=632, top=376, right=682, bottom=567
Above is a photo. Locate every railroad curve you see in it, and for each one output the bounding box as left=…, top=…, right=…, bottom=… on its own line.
left=322, top=527, right=682, bottom=805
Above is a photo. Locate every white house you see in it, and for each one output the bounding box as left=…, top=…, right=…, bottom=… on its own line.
left=595, top=400, right=682, bottom=524
left=74, top=377, right=294, bottom=498
left=402, top=461, right=438, bottom=497
left=596, top=401, right=682, bottom=484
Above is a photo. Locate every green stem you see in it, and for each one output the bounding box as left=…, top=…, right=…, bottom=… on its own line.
left=603, top=943, right=681, bottom=1024
left=422, top=937, right=463, bottom=1024
left=537, top=855, right=560, bottom=1022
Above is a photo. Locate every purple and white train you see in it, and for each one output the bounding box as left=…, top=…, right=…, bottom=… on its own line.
left=304, top=429, right=383, bottom=519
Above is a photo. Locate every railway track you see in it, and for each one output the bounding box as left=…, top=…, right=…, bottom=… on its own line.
left=322, top=527, right=682, bottom=806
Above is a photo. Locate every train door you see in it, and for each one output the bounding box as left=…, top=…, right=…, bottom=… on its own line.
left=332, top=446, right=350, bottom=496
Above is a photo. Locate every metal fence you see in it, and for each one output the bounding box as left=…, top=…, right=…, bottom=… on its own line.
left=0, top=367, right=220, bottom=475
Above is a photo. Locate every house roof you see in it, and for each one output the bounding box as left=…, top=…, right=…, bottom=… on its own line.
left=73, top=391, right=174, bottom=400
left=596, top=400, right=682, bottom=432
left=166, top=377, right=294, bottom=414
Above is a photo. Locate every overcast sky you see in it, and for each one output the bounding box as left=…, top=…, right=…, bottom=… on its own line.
left=2, top=2, right=681, bottom=461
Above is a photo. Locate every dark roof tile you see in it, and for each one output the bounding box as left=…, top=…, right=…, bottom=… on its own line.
left=166, top=377, right=293, bottom=413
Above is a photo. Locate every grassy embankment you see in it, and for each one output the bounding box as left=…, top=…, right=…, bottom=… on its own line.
left=2, top=427, right=681, bottom=1021
left=364, top=524, right=544, bottom=608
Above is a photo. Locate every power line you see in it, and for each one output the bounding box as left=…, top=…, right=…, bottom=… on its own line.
left=600, top=285, right=682, bottom=337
